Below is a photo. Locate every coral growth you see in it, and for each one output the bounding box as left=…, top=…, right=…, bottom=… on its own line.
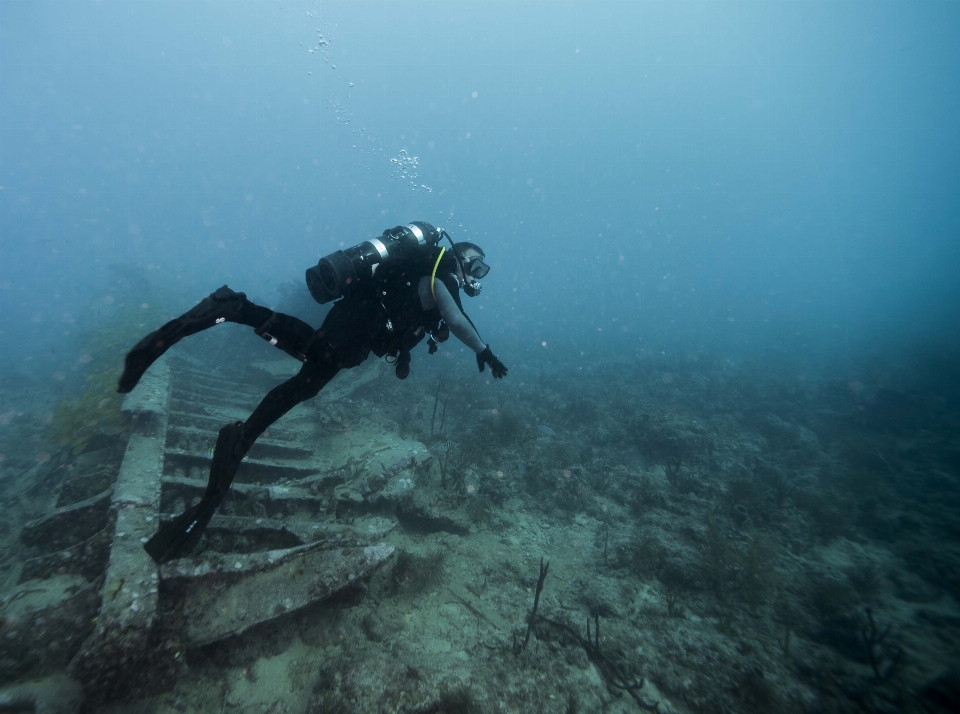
left=49, top=368, right=127, bottom=453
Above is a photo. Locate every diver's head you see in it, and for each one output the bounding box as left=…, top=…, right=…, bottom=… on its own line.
left=452, top=241, right=489, bottom=297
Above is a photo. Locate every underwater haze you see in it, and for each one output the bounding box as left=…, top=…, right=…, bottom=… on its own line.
left=1, top=2, right=960, bottom=713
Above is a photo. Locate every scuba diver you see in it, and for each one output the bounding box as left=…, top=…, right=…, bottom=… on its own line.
left=118, top=221, right=507, bottom=563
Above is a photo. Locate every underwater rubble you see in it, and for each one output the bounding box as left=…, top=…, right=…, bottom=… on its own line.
left=0, top=346, right=958, bottom=713
left=0, top=355, right=417, bottom=706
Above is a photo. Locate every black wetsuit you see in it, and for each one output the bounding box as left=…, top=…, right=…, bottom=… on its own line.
left=132, top=246, right=465, bottom=563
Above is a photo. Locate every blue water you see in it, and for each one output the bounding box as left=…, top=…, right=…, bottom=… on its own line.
left=3, top=1, right=958, bottom=382
left=2, top=2, right=959, bottom=711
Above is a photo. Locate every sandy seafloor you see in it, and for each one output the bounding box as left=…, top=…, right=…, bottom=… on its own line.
left=1, top=334, right=959, bottom=714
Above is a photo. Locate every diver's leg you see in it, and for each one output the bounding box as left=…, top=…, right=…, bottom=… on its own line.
left=143, top=356, right=340, bottom=563
left=118, top=286, right=317, bottom=393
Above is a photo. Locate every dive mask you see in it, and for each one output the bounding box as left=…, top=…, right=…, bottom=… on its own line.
left=462, top=255, right=490, bottom=280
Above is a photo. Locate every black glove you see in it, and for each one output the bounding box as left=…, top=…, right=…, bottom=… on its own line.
left=476, top=345, right=508, bottom=379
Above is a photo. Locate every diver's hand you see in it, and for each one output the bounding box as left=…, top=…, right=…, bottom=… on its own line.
left=477, top=345, right=508, bottom=379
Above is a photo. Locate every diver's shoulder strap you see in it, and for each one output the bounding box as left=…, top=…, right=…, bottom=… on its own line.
left=430, top=246, right=446, bottom=301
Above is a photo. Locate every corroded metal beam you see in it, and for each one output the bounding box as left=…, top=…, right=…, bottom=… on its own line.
left=69, top=358, right=171, bottom=703
left=162, top=541, right=395, bottom=647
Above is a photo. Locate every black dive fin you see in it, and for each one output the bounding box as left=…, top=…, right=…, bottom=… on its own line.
left=118, top=286, right=247, bottom=393
left=143, top=497, right=221, bottom=564
left=143, top=420, right=246, bottom=564
left=118, top=319, right=189, bottom=394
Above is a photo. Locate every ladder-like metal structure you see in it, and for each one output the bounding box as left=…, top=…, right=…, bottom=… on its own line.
left=9, top=355, right=403, bottom=702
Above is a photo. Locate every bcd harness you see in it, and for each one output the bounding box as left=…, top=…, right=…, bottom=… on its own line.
left=375, top=247, right=452, bottom=376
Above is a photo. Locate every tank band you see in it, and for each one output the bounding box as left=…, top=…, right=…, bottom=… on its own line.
left=369, top=238, right=389, bottom=260
left=407, top=224, right=425, bottom=244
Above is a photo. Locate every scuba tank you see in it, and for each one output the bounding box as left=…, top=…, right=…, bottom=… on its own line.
left=306, top=221, right=442, bottom=304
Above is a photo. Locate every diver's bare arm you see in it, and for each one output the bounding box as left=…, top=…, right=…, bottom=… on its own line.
left=433, top=279, right=486, bottom=353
